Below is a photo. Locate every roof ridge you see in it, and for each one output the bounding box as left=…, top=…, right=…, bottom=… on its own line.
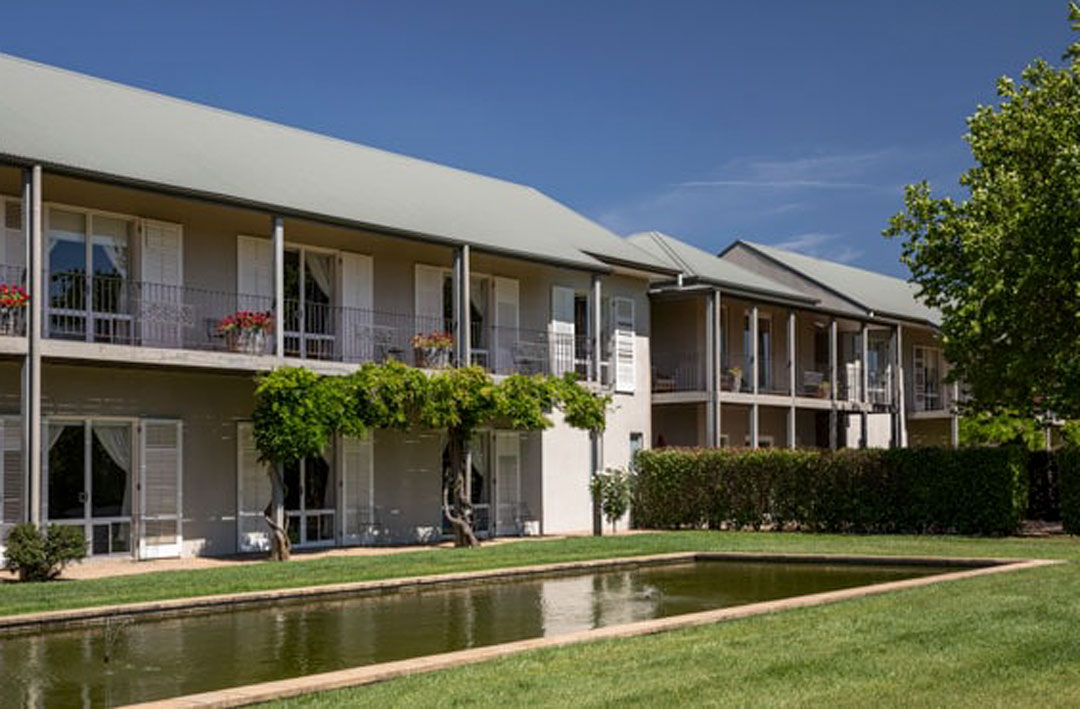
left=0, top=51, right=539, bottom=195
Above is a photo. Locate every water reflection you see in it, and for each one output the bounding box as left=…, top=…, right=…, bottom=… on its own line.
left=0, top=561, right=950, bottom=707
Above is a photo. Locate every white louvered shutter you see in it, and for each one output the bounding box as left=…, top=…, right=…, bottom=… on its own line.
left=613, top=297, right=636, bottom=393
left=0, top=417, right=25, bottom=559
left=339, top=251, right=374, bottom=363
left=913, top=347, right=926, bottom=412
left=139, top=420, right=183, bottom=559
left=414, top=264, right=445, bottom=336
left=494, top=432, right=521, bottom=536
left=237, top=235, right=274, bottom=312
left=2, top=200, right=25, bottom=277
left=237, top=422, right=271, bottom=552
left=549, top=286, right=575, bottom=377
left=340, top=433, right=374, bottom=545
left=139, top=220, right=184, bottom=348
left=493, top=277, right=519, bottom=374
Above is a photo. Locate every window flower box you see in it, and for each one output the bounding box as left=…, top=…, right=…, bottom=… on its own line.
left=411, top=331, right=453, bottom=369
left=218, top=310, right=273, bottom=355
left=0, top=283, right=29, bottom=336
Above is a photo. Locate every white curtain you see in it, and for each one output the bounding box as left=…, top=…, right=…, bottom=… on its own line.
left=305, top=252, right=333, bottom=300
left=93, top=424, right=132, bottom=514
left=92, top=217, right=130, bottom=278
left=46, top=423, right=68, bottom=453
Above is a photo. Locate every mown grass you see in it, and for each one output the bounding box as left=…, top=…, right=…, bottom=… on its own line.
left=2, top=531, right=1078, bottom=706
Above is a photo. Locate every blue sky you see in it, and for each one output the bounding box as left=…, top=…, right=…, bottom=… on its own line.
left=0, top=2, right=1070, bottom=277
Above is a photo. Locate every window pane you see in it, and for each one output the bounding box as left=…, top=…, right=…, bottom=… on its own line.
left=91, top=423, right=131, bottom=518
left=304, top=455, right=332, bottom=510
left=48, top=424, right=85, bottom=521
left=48, top=210, right=86, bottom=311
left=284, top=460, right=301, bottom=511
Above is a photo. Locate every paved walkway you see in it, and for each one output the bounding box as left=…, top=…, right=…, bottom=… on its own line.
left=23, top=535, right=564, bottom=581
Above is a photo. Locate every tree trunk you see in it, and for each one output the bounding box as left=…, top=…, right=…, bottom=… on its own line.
left=442, top=430, right=479, bottom=548
left=265, top=463, right=291, bottom=561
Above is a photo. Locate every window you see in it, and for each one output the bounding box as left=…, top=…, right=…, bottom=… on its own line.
left=743, top=311, right=772, bottom=390
left=913, top=346, right=943, bottom=411
left=284, top=452, right=336, bottom=546
left=284, top=247, right=335, bottom=359
left=629, top=432, right=644, bottom=472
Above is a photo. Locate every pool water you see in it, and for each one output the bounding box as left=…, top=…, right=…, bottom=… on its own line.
left=0, top=559, right=958, bottom=707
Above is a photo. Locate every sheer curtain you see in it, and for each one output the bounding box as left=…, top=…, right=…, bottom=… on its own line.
left=92, top=424, right=132, bottom=514
left=305, top=252, right=333, bottom=301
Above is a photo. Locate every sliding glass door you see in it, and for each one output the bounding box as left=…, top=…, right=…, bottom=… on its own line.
left=46, top=420, right=134, bottom=556
left=283, top=248, right=335, bottom=360
left=284, top=453, right=336, bottom=547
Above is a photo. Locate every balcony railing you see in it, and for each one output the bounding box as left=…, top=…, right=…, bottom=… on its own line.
left=867, top=368, right=893, bottom=407
left=912, top=380, right=952, bottom=412
left=652, top=351, right=704, bottom=393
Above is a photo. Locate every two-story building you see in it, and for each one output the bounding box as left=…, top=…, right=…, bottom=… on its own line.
left=0, top=54, right=676, bottom=559
left=634, top=232, right=957, bottom=451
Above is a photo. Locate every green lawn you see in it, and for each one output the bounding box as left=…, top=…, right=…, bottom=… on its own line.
left=2, top=532, right=1078, bottom=706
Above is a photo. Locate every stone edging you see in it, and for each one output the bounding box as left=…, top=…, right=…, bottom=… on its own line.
left=115, top=555, right=1059, bottom=709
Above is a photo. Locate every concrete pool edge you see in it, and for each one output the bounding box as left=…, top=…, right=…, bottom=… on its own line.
left=0, top=551, right=1044, bottom=633
left=117, top=556, right=1061, bottom=709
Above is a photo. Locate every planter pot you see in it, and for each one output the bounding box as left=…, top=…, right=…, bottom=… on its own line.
left=0, top=308, right=22, bottom=336
left=226, top=328, right=268, bottom=355
left=415, top=346, right=452, bottom=369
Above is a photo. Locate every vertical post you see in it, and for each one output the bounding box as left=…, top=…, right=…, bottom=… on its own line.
left=828, top=317, right=837, bottom=450
left=25, top=166, right=42, bottom=526
left=271, top=216, right=285, bottom=360
left=704, top=292, right=717, bottom=447
left=896, top=325, right=908, bottom=447
left=950, top=380, right=960, bottom=448
left=750, top=305, right=759, bottom=396
left=788, top=309, right=796, bottom=397
left=451, top=244, right=471, bottom=368
left=591, top=274, right=602, bottom=384
left=788, top=309, right=796, bottom=449
left=860, top=322, right=869, bottom=448
left=715, top=289, right=723, bottom=444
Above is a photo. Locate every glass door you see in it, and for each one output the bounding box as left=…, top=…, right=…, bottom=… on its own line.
left=47, top=209, right=133, bottom=343
left=284, top=248, right=336, bottom=360
left=284, top=453, right=336, bottom=547
left=46, top=420, right=134, bottom=556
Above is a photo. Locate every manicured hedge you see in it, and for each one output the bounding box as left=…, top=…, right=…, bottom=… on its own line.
left=1058, top=446, right=1080, bottom=534
left=633, top=447, right=1027, bottom=536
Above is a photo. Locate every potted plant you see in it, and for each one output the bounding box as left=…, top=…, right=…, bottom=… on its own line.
left=0, top=283, right=28, bottom=336
left=218, top=310, right=273, bottom=355
left=818, top=380, right=831, bottom=399
left=412, top=331, right=453, bottom=369
left=727, top=366, right=743, bottom=393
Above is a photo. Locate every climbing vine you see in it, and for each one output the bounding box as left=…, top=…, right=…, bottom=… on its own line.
left=253, top=363, right=610, bottom=558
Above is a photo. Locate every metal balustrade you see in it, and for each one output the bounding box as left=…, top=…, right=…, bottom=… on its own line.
left=651, top=351, right=704, bottom=393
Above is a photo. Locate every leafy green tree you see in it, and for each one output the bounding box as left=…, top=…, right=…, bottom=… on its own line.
left=885, top=6, right=1080, bottom=419
left=589, top=467, right=633, bottom=534
left=253, top=363, right=609, bottom=557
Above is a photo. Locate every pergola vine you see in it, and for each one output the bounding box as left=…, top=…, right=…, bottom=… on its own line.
left=252, top=362, right=609, bottom=560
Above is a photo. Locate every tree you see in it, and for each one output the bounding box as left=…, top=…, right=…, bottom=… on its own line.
left=885, top=6, right=1080, bottom=419
left=589, top=467, right=633, bottom=534
left=253, top=362, right=609, bottom=558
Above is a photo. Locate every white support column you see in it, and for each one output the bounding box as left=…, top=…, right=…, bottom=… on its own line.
left=829, top=317, right=837, bottom=450
left=896, top=325, right=908, bottom=447
left=787, top=406, right=796, bottom=449
left=750, top=305, right=759, bottom=396
left=591, top=274, right=602, bottom=384
left=271, top=216, right=285, bottom=360
left=788, top=309, right=796, bottom=397
left=715, top=289, right=722, bottom=444
left=704, top=291, right=717, bottom=447
left=950, top=380, right=960, bottom=448
left=860, top=322, right=869, bottom=448
left=25, top=165, right=42, bottom=526
left=453, top=245, right=471, bottom=367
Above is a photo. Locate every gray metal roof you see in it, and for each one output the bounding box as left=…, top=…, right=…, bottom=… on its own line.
left=0, top=53, right=673, bottom=274
left=627, top=231, right=816, bottom=303
left=728, top=240, right=941, bottom=325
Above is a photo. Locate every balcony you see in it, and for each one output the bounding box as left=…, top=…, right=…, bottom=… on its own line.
left=41, top=274, right=594, bottom=377
left=652, top=351, right=704, bottom=393
left=0, top=263, right=27, bottom=338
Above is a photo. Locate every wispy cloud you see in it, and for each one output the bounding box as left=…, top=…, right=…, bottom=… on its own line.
left=771, top=232, right=864, bottom=264
left=679, top=179, right=873, bottom=190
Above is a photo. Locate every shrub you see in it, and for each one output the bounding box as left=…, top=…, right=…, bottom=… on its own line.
left=590, top=467, right=633, bottom=533
left=633, top=446, right=1026, bottom=536
left=3, top=523, right=87, bottom=582
left=1059, top=446, right=1080, bottom=534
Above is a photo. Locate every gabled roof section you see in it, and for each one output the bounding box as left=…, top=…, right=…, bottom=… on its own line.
left=724, top=240, right=941, bottom=326
left=0, top=53, right=672, bottom=274
left=627, top=231, right=816, bottom=303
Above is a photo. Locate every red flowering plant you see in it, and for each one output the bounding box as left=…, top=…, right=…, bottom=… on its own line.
left=217, top=310, right=274, bottom=335
left=411, top=331, right=454, bottom=351
left=0, top=284, right=29, bottom=309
